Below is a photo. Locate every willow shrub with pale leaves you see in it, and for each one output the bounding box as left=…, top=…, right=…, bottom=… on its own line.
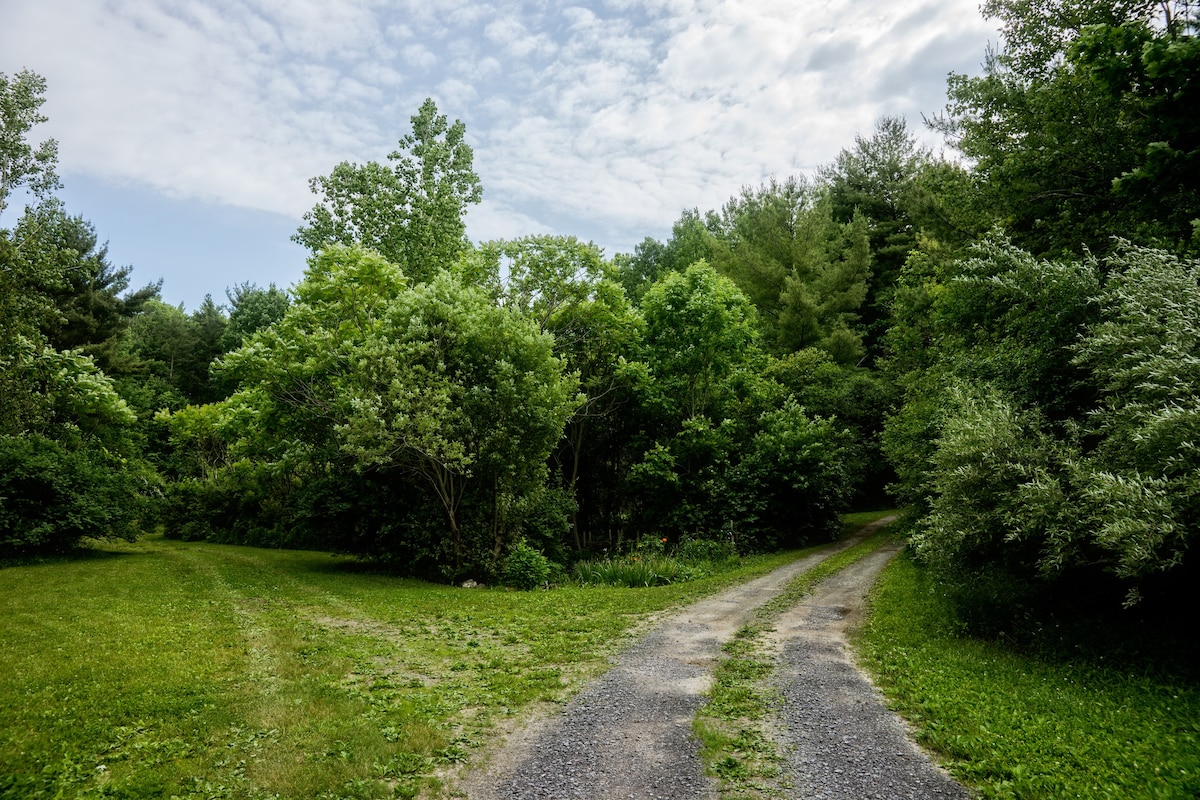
left=894, top=238, right=1200, bottom=605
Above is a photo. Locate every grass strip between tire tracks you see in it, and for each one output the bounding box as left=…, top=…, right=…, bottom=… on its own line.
left=693, top=512, right=898, bottom=800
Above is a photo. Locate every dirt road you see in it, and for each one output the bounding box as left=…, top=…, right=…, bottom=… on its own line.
left=457, top=520, right=966, bottom=799
left=769, top=538, right=968, bottom=799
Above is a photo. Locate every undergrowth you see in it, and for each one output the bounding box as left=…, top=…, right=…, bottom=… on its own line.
left=572, top=534, right=740, bottom=587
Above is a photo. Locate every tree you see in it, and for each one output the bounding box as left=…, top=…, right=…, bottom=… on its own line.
left=119, top=297, right=228, bottom=408
left=31, top=207, right=159, bottom=372
left=1072, top=245, right=1200, bottom=592
left=219, top=282, right=290, bottom=351
left=0, top=69, right=59, bottom=217
left=933, top=0, right=1199, bottom=254
left=0, top=340, right=149, bottom=555
left=885, top=237, right=1200, bottom=608
left=819, top=116, right=932, bottom=356
left=640, top=262, right=760, bottom=421
left=883, top=234, right=1101, bottom=516
left=470, top=235, right=648, bottom=552
left=614, top=209, right=717, bottom=303
left=703, top=177, right=873, bottom=362
left=0, top=70, right=154, bottom=555
left=186, top=247, right=579, bottom=577
left=339, top=268, right=581, bottom=568
left=294, top=99, right=482, bottom=283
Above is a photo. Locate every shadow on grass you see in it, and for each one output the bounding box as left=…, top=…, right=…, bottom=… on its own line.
left=944, top=562, right=1200, bottom=683
left=0, top=541, right=150, bottom=570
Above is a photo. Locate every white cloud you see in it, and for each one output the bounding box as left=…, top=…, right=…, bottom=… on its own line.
left=1, top=0, right=1001, bottom=264
left=403, top=43, right=439, bottom=69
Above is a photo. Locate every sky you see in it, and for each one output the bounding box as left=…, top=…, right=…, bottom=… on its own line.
left=1, top=0, right=1001, bottom=310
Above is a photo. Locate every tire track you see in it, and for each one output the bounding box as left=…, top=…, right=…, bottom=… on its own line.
left=458, top=532, right=874, bottom=800
left=769, top=540, right=970, bottom=799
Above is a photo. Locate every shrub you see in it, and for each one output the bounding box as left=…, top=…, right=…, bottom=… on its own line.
left=502, top=540, right=553, bottom=590
left=676, top=537, right=738, bottom=565
left=572, top=554, right=705, bottom=587
left=0, top=434, right=148, bottom=555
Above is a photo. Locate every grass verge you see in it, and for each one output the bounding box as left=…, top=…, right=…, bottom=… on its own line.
left=0, top=535, right=815, bottom=800
left=855, top=551, right=1200, bottom=799
left=693, top=517, right=898, bottom=799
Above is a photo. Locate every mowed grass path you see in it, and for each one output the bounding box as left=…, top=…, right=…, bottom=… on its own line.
left=0, top=535, right=812, bottom=800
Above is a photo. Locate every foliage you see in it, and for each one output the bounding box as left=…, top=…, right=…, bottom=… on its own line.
left=1072, top=243, right=1200, bottom=589
left=819, top=116, right=932, bottom=357
left=119, top=297, right=229, bottom=409
left=933, top=0, right=1200, bottom=254
left=675, top=537, right=738, bottom=566
left=573, top=554, right=705, bottom=588
left=0, top=343, right=148, bottom=554
left=729, top=399, right=853, bottom=548
left=186, top=246, right=581, bottom=578
left=0, top=72, right=161, bottom=556
left=471, top=235, right=648, bottom=552
left=501, top=539, right=556, bottom=590
left=219, top=282, right=290, bottom=351
left=294, top=98, right=482, bottom=283
left=0, top=433, right=147, bottom=555
left=613, top=208, right=716, bottom=303
left=625, top=263, right=855, bottom=548
left=767, top=348, right=897, bottom=504
left=639, top=262, right=760, bottom=419
left=31, top=207, right=159, bottom=371
left=887, top=236, right=1200, bottom=605
left=704, top=176, right=873, bottom=361
left=0, top=69, right=59, bottom=216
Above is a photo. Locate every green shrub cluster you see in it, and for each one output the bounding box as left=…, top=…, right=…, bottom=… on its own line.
left=887, top=238, right=1200, bottom=609
left=501, top=540, right=556, bottom=590
left=572, top=535, right=741, bottom=588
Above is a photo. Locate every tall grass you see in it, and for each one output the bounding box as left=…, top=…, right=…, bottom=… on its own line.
left=572, top=535, right=740, bottom=587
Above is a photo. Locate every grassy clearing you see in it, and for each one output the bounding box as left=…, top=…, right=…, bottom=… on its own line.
left=856, top=551, right=1200, bottom=799
left=0, top=535, right=809, bottom=800
left=693, top=518, right=898, bottom=800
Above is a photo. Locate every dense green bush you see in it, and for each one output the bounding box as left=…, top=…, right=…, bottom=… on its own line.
left=0, top=340, right=152, bottom=556
left=0, top=434, right=147, bottom=555
left=888, top=238, right=1200, bottom=607
left=501, top=540, right=555, bottom=590
left=675, top=537, right=737, bottom=565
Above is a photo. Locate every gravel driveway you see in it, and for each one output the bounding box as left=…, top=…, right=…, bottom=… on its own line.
left=769, top=538, right=969, bottom=800
left=458, top=520, right=968, bottom=799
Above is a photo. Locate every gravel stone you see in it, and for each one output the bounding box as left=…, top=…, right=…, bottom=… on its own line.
left=768, top=541, right=970, bottom=800
left=459, top=520, right=970, bottom=800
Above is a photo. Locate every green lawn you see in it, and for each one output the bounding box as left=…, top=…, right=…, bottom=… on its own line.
left=856, top=551, right=1200, bottom=799
left=0, top=535, right=808, bottom=800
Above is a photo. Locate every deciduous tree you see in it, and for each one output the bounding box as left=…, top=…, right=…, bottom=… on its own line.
left=294, top=99, right=482, bottom=283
